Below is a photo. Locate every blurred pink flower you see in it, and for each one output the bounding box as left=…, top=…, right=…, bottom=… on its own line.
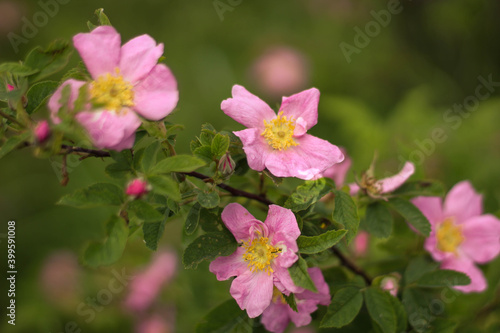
left=209, top=203, right=302, bottom=318
left=40, top=251, right=80, bottom=307
left=49, top=26, right=178, bottom=151
left=221, top=85, right=344, bottom=180
left=261, top=268, right=330, bottom=333
left=34, top=120, right=50, bottom=143
left=320, top=147, right=351, bottom=187
left=125, top=251, right=177, bottom=312
left=126, top=179, right=150, bottom=198
left=251, top=46, right=309, bottom=98
left=350, top=161, right=414, bottom=197
left=352, top=230, right=369, bottom=257
left=136, top=313, right=173, bottom=333
left=380, top=275, right=399, bottom=297
left=412, top=181, right=500, bottom=292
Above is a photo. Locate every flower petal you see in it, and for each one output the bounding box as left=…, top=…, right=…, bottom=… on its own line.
left=73, top=26, right=121, bottom=79
left=221, top=85, right=276, bottom=129
left=441, top=257, right=487, bottom=293
left=264, top=134, right=344, bottom=180
left=290, top=299, right=317, bottom=327
left=107, top=133, right=136, bottom=151
left=279, top=87, right=319, bottom=131
left=48, top=79, right=86, bottom=124
left=444, top=181, right=483, bottom=224
left=119, top=34, right=164, bottom=83
left=273, top=266, right=304, bottom=294
left=133, top=64, right=179, bottom=120
left=221, top=203, right=262, bottom=242
left=322, top=147, right=351, bottom=188
left=209, top=247, right=248, bottom=281
left=411, top=196, right=444, bottom=226
left=297, top=268, right=331, bottom=306
left=230, top=270, right=273, bottom=318
left=378, top=162, right=415, bottom=193
left=265, top=205, right=300, bottom=242
left=423, top=228, right=453, bottom=263
left=76, top=109, right=141, bottom=151
left=234, top=128, right=271, bottom=172
left=461, top=214, right=500, bottom=264
left=261, top=301, right=291, bottom=333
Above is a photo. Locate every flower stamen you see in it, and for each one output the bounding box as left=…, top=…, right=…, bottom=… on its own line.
left=242, top=236, right=281, bottom=275
left=90, top=68, right=134, bottom=112
left=436, top=218, right=464, bottom=254
left=262, top=112, right=298, bottom=150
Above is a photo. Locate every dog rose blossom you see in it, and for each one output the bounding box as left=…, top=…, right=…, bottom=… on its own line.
left=209, top=203, right=302, bottom=318
left=221, top=85, right=344, bottom=180
left=412, top=181, right=500, bottom=292
left=261, top=268, right=330, bottom=333
left=49, top=26, right=178, bottom=151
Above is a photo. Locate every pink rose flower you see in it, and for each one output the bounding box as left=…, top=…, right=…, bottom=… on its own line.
left=261, top=268, right=330, bottom=333
left=350, top=161, right=415, bottom=197
left=221, top=85, right=344, bottom=180
left=320, top=147, right=351, bottom=187
left=209, top=203, right=302, bottom=318
left=49, top=26, right=178, bottom=151
left=126, top=178, right=150, bottom=198
left=352, top=230, right=369, bottom=257
left=124, top=251, right=177, bottom=312
left=412, top=181, right=500, bottom=292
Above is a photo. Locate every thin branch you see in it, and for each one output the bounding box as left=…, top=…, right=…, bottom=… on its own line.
left=330, top=247, right=372, bottom=285
left=60, top=144, right=111, bottom=158
left=0, top=109, right=23, bottom=126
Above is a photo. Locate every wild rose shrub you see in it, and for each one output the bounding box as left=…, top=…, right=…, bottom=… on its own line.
left=1, top=10, right=499, bottom=333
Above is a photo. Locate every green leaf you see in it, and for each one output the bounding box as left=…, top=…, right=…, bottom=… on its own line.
left=429, top=318, right=458, bottom=333
left=0, top=62, right=38, bottom=76
left=81, top=215, right=128, bottom=267
left=199, top=208, right=223, bottom=233
left=151, top=155, right=206, bottom=174
left=393, top=180, right=445, bottom=197
left=297, top=229, right=347, bottom=254
left=332, top=190, right=360, bottom=244
left=183, top=232, right=237, bottom=269
left=320, top=287, right=363, bottom=328
left=389, top=295, right=407, bottom=332
left=25, top=81, right=59, bottom=114
left=283, top=293, right=298, bottom=312
left=24, top=40, right=73, bottom=83
left=288, top=256, right=317, bottom=292
left=147, top=175, right=181, bottom=201
left=363, top=202, right=393, bottom=239
left=404, top=256, right=439, bottom=285
left=196, top=299, right=250, bottom=333
left=197, top=191, right=220, bottom=209
left=128, top=200, right=163, bottom=223
left=284, top=178, right=333, bottom=212
left=388, top=198, right=431, bottom=236
left=414, top=269, right=471, bottom=288
left=95, top=8, right=112, bottom=26
left=193, top=145, right=213, bottom=162
left=363, top=287, right=397, bottom=333
left=141, top=140, right=161, bottom=172
left=58, top=183, right=124, bottom=208
left=105, top=150, right=133, bottom=179
left=143, top=210, right=169, bottom=251
left=0, top=132, right=30, bottom=160
left=211, top=133, right=230, bottom=159
left=402, top=288, right=434, bottom=332
left=185, top=203, right=201, bottom=235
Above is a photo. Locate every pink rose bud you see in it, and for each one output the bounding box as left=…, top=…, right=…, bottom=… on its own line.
left=380, top=275, right=400, bottom=297
left=7, top=84, right=15, bottom=91
left=34, top=120, right=51, bottom=143
left=126, top=179, right=149, bottom=198
left=218, top=152, right=235, bottom=177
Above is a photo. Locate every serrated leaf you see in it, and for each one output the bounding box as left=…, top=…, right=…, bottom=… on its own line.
left=320, top=287, right=363, bottom=328
left=183, top=232, right=237, bottom=269
left=143, top=210, right=169, bottom=251
left=151, top=155, right=206, bottom=174
left=95, top=8, right=112, bottom=26
left=142, top=140, right=161, bottom=172
left=58, top=183, right=123, bottom=208
left=211, top=133, right=230, bottom=159
left=196, top=298, right=249, bottom=333
left=197, top=191, right=220, bottom=209
left=283, top=293, right=298, bottom=312
left=24, top=40, right=73, bottom=83
left=297, top=229, right=347, bottom=254
left=414, top=269, right=471, bottom=288
left=332, top=190, right=360, bottom=244
left=193, top=145, right=213, bottom=162
left=364, top=287, right=397, bottom=333
left=404, top=256, right=439, bottom=285
left=82, top=215, right=128, bottom=267
left=0, top=132, right=30, bottom=159
left=0, top=62, right=38, bottom=76
left=288, top=256, right=317, bottom=292
left=284, top=178, right=333, bottom=212
left=185, top=203, right=201, bottom=235
left=364, top=202, right=393, bottom=239
left=147, top=175, right=181, bottom=201
left=393, top=180, right=445, bottom=197
left=389, top=295, right=407, bottom=332
left=25, top=81, right=59, bottom=114
left=128, top=200, right=163, bottom=223
left=388, top=198, right=431, bottom=236
left=199, top=208, right=223, bottom=233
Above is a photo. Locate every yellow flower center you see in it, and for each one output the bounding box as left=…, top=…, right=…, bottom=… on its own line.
left=242, top=236, right=281, bottom=275
left=90, top=68, right=134, bottom=111
left=262, top=112, right=298, bottom=150
left=436, top=218, right=464, bottom=254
